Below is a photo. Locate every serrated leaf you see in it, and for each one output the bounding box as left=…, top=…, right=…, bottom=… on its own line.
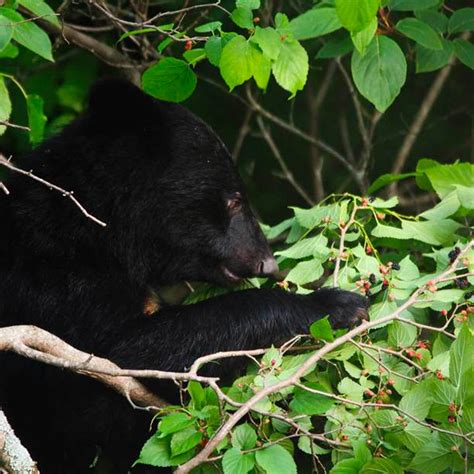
left=448, top=7, right=474, bottom=34
left=222, top=448, right=255, bottom=474
left=251, top=26, right=281, bottom=60
left=255, top=444, right=297, bottom=474
left=310, top=316, right=334, bottom=342
left=289, top=7, right=341, bottom=40
left=399, top=422, right=432, bottom=453
left=351, top=36, right=407, bottom=112
left=250, top=45, right=271, bottom=89
left=159, top=413, right=194, bottom=435
left=195, top=21, right=222, bottom=33
left=275, top=234, right=328, bottom=259
left=449, top=324, right=474, bottom=389
left=170, top=427, right=202, bottom=457
left=396, top=17, right=442, bottom=50
left=335, top=0, right=379, bottom=33
left=220, top=35, right=253, bottom=90
left=338, top=377, right=365, bottom=402
left=230, top=8, right=253, bottom=29
left=0, top=7, right=53, bottom=61
left=360, top=458, right=403, bottom=473
left=453, top=38, right=474, bottom=69
left=399, top=380, right=434, bottom=419
left=183, top=48, right=206, bottom=66
left=142, top=58, right=196, bottom=102
left=205, top=36, right=222, bottom=66
left=0, top=76, right=12, bottom=136
left=388, top=320, right=417, bottom=348
left=231, top=424, right=257, bottom=450
left=272, top=39, right=308, bottom=97
left=298, top=436, right=330, bottom=455
left=367, top=171, right=418, bottom=194
left=398, top=256, right=420, bottom=280
left=18, top=0, right=60, bottom=26
left=290, top=384, right=334, bottom=415
left=135, top=436, right=173, bottom=467
left=408, top=440, right=452, bottom=473
left=286, top=259, right=323, bottom=285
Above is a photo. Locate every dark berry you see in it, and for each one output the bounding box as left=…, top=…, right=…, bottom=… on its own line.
left=449, top=247, right=461, bottom=263
left=391, top=262, right=400, bottom=271
left=369, top=273, right=376, bottom=285
left=464, top=291, right=473, bottom=300
left=368, top=195, right=375, bottom=203
left=455, top=277, right=469, bottom=289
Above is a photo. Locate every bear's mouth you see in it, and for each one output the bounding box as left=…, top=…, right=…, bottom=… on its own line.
left=221, top=265, right=244, bottom=284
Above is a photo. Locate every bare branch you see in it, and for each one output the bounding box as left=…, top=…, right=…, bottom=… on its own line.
left=0, top=154, right=107, bottom=228
left=0, top=410, right=39, bottom=474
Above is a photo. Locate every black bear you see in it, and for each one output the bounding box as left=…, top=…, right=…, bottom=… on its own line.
left=0, top=79, right=367, bottom=473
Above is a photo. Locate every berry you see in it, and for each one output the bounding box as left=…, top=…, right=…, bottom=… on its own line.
left=415, top=352, right=422, bottom=360
left=361, top=198, right=369, bottom=207
left=376, top=212, right=386, bottom=220
left=387, top=379, right=395, bottom=386
left=270, top=359, right=276, bottom=366
left=417, top=341, right=427, bottom=349
left=448, top=247, right=461, bottom=263
left=253, top=16, right=260, bottom=23
left=368, top=195, right=375, bottom=203
left=184, top=40, right=193, bottom=51
left=448, top=402, right=456, bottom=413
left=364, top=389, right=375, bottom=397
left=406, top=349, right=415, bottom=358
left=436, top=370, right=444, bottom=380
left=391, top=262, right=400, bottom=271
left=379, top=264, right=388, bottom=275
left=448, top=416, right=456, bottom=423
left=428, top=284, right=437, bottom=293
left=382, top=279, right=389, bottom=288
left=369, top=274, right=376, bottom=285
left=455, top=277, right=469, bottom=289
left=441, top=309, right=448, bottom=317
left=366, top=246, right=373, bottom=255
left=341, top=434, right=349, bottom=441
left=465, top=291, right=473, bottom=300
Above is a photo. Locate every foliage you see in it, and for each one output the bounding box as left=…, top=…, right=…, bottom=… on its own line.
left=137, top=159, right=474, bottom=473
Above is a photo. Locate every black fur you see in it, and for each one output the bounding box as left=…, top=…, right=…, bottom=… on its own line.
left=0, top=79, right=367, bottom=473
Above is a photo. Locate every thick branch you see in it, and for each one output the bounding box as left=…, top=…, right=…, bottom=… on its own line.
left=0, top=410, right=39, bottom=474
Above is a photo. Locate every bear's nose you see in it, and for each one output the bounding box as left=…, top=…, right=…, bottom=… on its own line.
left=257, top=257, right=279, bottom=276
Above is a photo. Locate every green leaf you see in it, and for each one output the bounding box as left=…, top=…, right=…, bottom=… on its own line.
left=396, top=18, right=442, bottom=50
left=297, top=436, right=330, bottom=455
left=351, top=36, right=407, bottom=112
left=453, top=39, right=474, bottom=69
left=250, top=46, right=271, bottom=89
left=420, top=190, right=460, bottom=220
left=338, top=377, right=365, bottom=402
left=118, top=28, right=160, bottom=43
left=222, top=448, right=255, bottom=474
left=276, top=234, right=328, bottom=259
left=236, top=0, right=260, bottom=9
left=399, top=422, right=433, bottom=453
left=183, top=48, right=206, bottom=66
left=0, top=76, right=12, bottom=136
left=388, top=0, right=439, bottom=11
left=399, top=380, right=434, bottom=419
left=251, top=26, right=281, bottom=60
left=255, top=444, right=297, bottom=474
left=316, top=33, right=353, bottom=59
left=271, top=39, right=308, bottom=97
left=360, top=458, right=403, bottom=474
left=388, top=320, right=417, bottom=348
left=398, top=256, right=420, bottom=280
left=230, top=8, right=254, bottom=30
left=289, top=8, right=341, bottom=40
left=335, top=0, right=379, bottom=33
left=231, top=424, right=257, bottom=450
left=290, top=384, right=334, bottom=415
left=220, top=35, right=253, bottom=90
left=0, top=14, right=13, bottom=52
left=310, top=316, right=334, bottom=342
left=448, top=7, right=474, bottom=34
left=367, top=171, right=418, bottom=194
left=449, top=324, right=474, bottom=389
left=423, top=162, right=474, bottom=198
left=142, top=58, right=197, bottom=103
left=188, top=381, right=206, bottom=409
left=408, top=440, right=452, bottom=473
left=135, top=436, right=173, bottom=467
left=205, top=36, right=222, bottom=66
left=331, top=458, right=363, bottom=473
left=416, top=39, right=453, bottom=73
left=18, top=0, right=60, bottom=26
left=0, top=7, right=53, bottom=61
left=195, top=21, right=222, bottom=33
left=159, top=413, right=194, bottom=435
left=26, top=94, right=46, bottom=145
left=415, top=9, right=448, bottom=34
left=0, top=43, right=19, bottom=58
left=286, top=259, right=323, bottom=285
left=352, top=439, right=372, bottom=465
left=170, top=427, right=202, bottom=457
left=351, top=17, right=377, bottom=55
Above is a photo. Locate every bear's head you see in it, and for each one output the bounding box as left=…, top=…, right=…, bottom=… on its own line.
left=5, top=79, right=278, bottom=287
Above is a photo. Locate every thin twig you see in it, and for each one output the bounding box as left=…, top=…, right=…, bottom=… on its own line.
left=0, top=154, right=107, bottom=227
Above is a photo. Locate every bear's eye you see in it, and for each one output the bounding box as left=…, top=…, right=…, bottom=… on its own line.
left=226, top=193, right=242, bottom=213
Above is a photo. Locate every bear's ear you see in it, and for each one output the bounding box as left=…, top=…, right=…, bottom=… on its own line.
left=88, top=78, right=156, bottom=119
